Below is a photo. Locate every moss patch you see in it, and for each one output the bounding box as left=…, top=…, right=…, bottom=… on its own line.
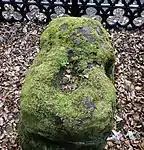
left=20, top=17, right=116, bottom=150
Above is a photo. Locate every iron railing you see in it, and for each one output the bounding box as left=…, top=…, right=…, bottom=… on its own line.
left=0, top=0, right=144, bottom=29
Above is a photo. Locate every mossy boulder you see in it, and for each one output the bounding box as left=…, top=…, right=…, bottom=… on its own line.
left=20, top=17, right=116, bottom=150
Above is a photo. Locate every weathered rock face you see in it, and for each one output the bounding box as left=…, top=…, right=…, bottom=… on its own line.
left=20, top=17, right=116, bottom=150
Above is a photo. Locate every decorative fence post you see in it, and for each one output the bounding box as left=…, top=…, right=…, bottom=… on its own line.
left=71, top=0, right=80, bottom=17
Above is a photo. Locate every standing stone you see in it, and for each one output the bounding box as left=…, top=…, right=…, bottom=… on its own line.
left=20, top=17, right=116, bottom=150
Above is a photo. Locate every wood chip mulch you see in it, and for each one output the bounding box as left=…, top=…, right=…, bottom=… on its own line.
left=0, top=22, right=143, bottom=150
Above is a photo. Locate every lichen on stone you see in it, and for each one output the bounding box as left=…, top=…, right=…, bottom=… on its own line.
left=20, top=17, right=116, bottom=150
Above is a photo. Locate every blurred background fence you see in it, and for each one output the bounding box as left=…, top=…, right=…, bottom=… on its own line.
left=0, top=0, right=144, bottom=29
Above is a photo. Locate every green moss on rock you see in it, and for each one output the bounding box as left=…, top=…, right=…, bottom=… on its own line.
left=20, top=17, right=116, bottom=150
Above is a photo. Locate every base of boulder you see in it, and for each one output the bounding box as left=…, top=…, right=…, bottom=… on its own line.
left=21, top=133, right=106, bottom=150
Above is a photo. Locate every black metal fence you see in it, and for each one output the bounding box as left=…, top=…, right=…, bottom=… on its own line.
left=0, top=0, right=144, bottom=29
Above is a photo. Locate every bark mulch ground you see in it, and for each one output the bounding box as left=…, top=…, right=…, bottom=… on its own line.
left=0, top=21, right=143, bottom=150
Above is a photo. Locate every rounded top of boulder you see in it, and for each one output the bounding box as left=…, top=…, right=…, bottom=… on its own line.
left=40, top=17, right=111, bottom=52
left=37, top=17, right=115, bottom=75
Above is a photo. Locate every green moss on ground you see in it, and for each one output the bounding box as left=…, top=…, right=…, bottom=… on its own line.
left=20, top=17, right=116, bottom=150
